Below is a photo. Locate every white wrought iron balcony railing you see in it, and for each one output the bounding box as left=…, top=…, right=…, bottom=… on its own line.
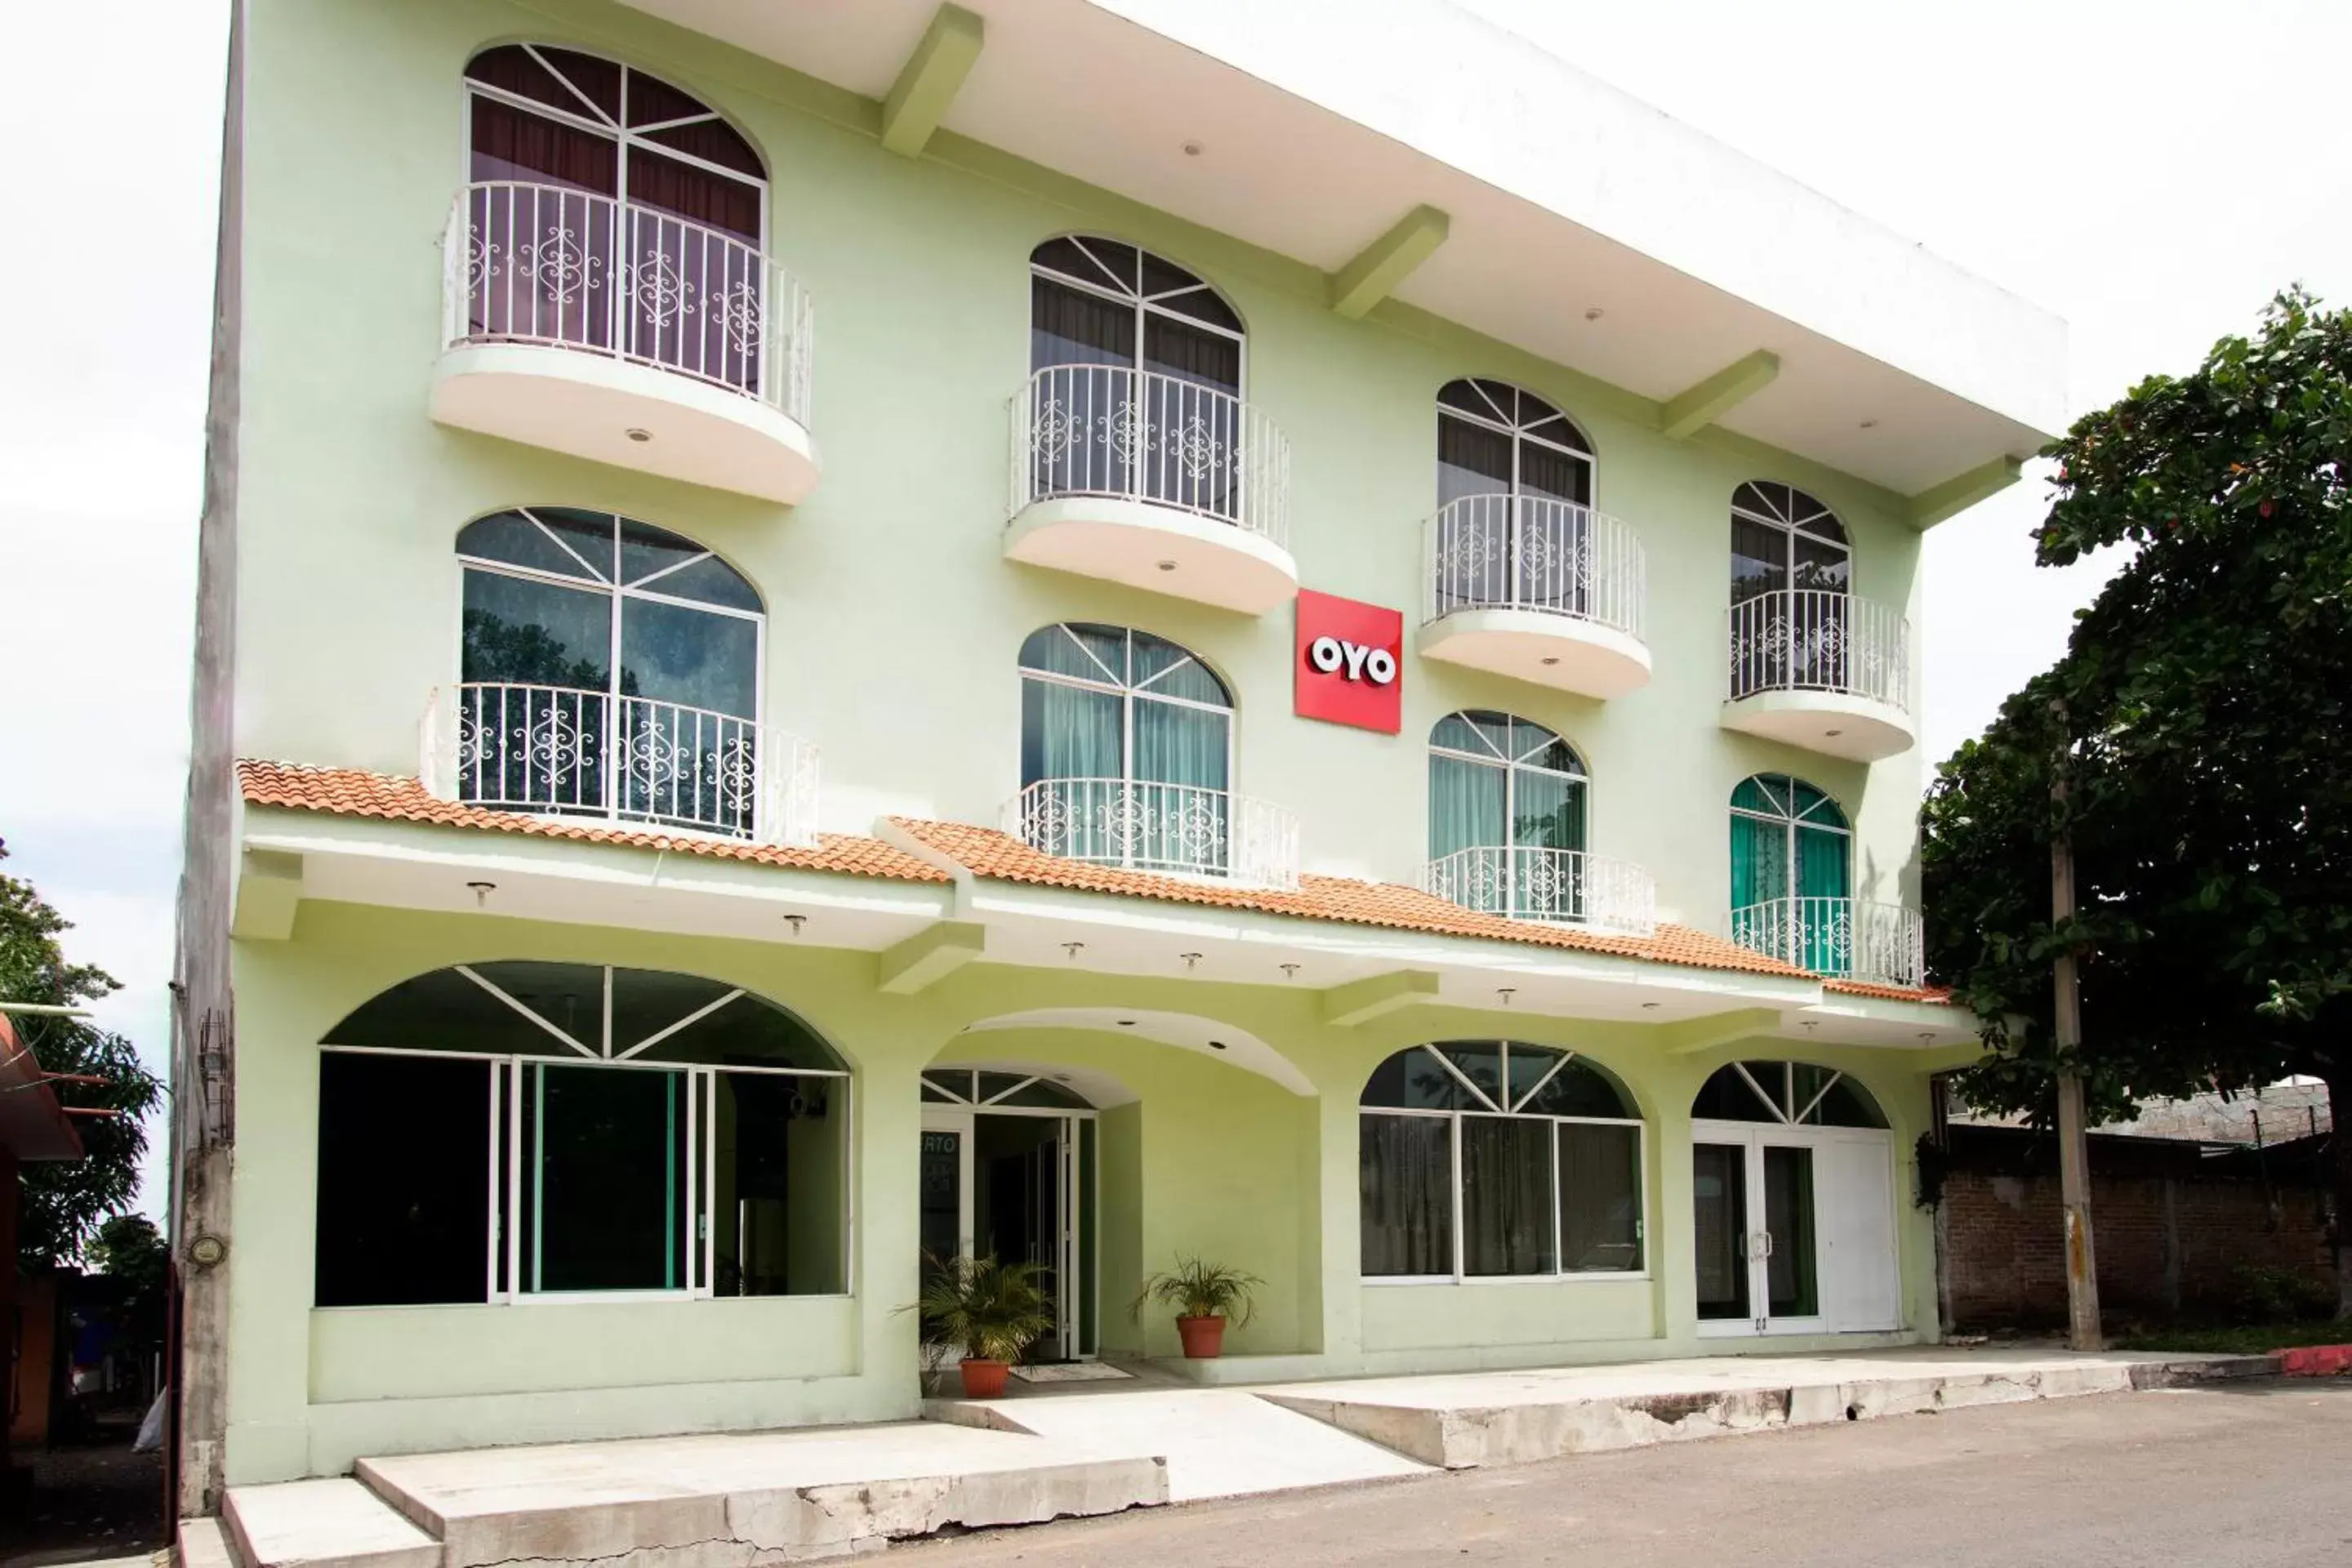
left=1002, top=777, right=1300, bottom=891
left=1009, top=365, right=1290, bottom=547
left=1726, top=589, right=1910, bottom=711
left=1423, top=495, right=1646, bottom=642
left=1421, top=845, right=1659, bottom=938
left=1730, top=897, right=1925, bottom=990
left=443, top=180, right=814, bottom=427
left=421, top=683, right=820, bottom=849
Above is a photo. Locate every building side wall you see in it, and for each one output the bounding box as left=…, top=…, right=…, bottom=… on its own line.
left=233, top=0, right=1927, bottom=936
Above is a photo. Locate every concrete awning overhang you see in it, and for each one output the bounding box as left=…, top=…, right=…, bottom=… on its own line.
left=0, top=1015, right=87, bottom=1164
left=620, top=0, right=2062, bottom=504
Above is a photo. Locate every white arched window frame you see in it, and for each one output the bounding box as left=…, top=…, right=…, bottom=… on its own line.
left=1437, top=378, right=1594, bottom=508
left=1431, top=379, right=1624, bottom=625
left=1424, top=712, right=1593, bottom=924
left=450, top=508, right=769, bottom=839
left=1729, top=773, right=1854, bottom=975
left=317, top=962, right=850, bottom=1308
left=1359, top=1042, right=1646, bottom=1284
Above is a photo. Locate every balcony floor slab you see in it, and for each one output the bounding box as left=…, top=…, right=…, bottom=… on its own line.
left=1417, top=608, right=1651, bottom=699
left=1720, top=689, right=1913, bottom=761
left=1004, top=496, right=1298, bottom=614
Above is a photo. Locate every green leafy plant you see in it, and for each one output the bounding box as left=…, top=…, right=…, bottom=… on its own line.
left=1131, top=1255, right=1263, bottom=1324
left=909, top=1254, right=1055, bottom=1363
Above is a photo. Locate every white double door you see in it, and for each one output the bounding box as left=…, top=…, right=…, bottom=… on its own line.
left=1692, top=1122, right=1898, bottom=1336
left=920, top=1108, right=1086, bottom=1361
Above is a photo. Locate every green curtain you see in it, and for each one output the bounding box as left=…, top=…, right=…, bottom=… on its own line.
left=1730, top=815, right=1788, bottom=908
left=1796, top=823, right=1851, bottom=975
left=1428, top=752, right=1504, bottom=868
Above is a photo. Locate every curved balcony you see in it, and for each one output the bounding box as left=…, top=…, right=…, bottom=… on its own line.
left=1421, top=845, right=1658, bottom=938
left=431, top=182, right=819, bottom=504
left=1731, top=897, right=1924, bottom=990
left=420, top=683, right=819, bottom=848
left=1722, top=589, right=1914, bottom=760
left=1416, top=497, right=1651, bottom=699
left=1004, top=366, right=1297, bottom=614
left=1002, top=777, right=1299, bottom=891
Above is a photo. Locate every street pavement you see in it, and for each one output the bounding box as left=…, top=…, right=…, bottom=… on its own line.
left=899, top=1380, right=2352, bottom=1566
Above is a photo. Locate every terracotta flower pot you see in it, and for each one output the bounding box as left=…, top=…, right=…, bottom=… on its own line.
left=1176, top=1315, right=1226, bottom=1359
left=959, top=1358, right=1012, bottom=1398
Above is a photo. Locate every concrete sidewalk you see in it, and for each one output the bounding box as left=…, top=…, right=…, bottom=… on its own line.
left=195, top=1346, right=2267, bottom=1568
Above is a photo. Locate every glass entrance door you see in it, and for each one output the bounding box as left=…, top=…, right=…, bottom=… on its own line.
left=1692, top=1127, right=1828, bottom=1335
left=918, top=1108, right=1091, bottom=1361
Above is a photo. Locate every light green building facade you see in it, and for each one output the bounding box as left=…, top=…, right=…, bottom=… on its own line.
left=183, top=0, right=2062, bottom=1489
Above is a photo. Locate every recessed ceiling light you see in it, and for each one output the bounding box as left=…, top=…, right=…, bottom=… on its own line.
left=1540, top=657, right=1561, bottom=666
left=1116, top=1018, right=1137, bottom=1027
left=1584, top=307, right=1604, bottom=322
left=1182, top=140, right=1204, bottom=157
left=1641, top=1001, right=1659, bottom=1009
left=1858, top=419, right=1879, bottom=430
left=1825, top=728, right=1844, bottom=737
left=626, top=427, right=653, bottom=443
left=1208, top=1040, right=1228, bottom=1051
left=1156, top=559, right=1178, bottom=572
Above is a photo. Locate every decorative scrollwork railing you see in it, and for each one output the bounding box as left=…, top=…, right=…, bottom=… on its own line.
left=442, top=180, right=813, bottom=426
left=1009, top=365, right=1290, bottom=546
left=1423, top=496, right=1646, bottom=643
left=421, top=683, right=819, bottom=847
left=1421, top=844, right=1658, bottom=937
left=1726, top=589, right=1909, bottom=710
left=1731, top=896, right=1923, bottom=989
left=1003, top=777, right=1299, bottom=890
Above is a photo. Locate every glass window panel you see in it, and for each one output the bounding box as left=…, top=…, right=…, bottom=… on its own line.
left=619, top=596, right=757, bottom=716
left=458, top=512, right=599, bottom=580
left=631, top=553, right=761, bottom=612
left=1763, top=1144, right=1820, bottom=1317
left=1517, top=441, right=1591, bottom=506
left=1731, top=516, right=1787, bottom=605
left=521, top=1063, right=688, bottom=1292
left=975, top=1071, right=1032, bottom=1102
left=1503, top=1045, right=1566, bottom=1108
left=920, top=1080, right=956, bottom=1103
left=327, top=963, right=590, bottom=1056
left=1031, top=276, right=1136, bottom=372
left=1132, top=635, right=1229, bottom=704
left=1031, top=237, right=1114, bottom=290
left=527, top=509, right=619, bottom=578
left=1512, top=767, right=1584, bottom=854
left=609, top=968, right=736, bottom=1055
left=1796, top=824, right=1851, bottom=901
left=1437, top=379, right=1491, bottom=418
left=314, top=1053, right=493, bottom=1305
left=461, top=570, right=612, bottom=691
left=1132, top=699, right=1228, bottom=791
left=1021, top=679, right=1122, bottom=786
left=919, top=1126, right=964, bottom=1268
left=1793, top=534, right=1850, bottom=594
left=639, top=996, right=840, bottom=1071
left=1359, top=1049, right=1468, bottom=1111
left=1437, top=1044, right=1504, bottom=1110
left=464, top=960, right=604, bottom=1052
left=1153, top=285, right=1243, bottom=335
left=1429, top=711, right=1494, bottom=757
left=1692, top=1064, right=1779, bottom=1123
left=710, top=1068, right=844, bottom=1296
left=638, top=118, right=765, bottom=180
left=1813, top=1077, right=1888, bottom=1129
left=1018, top=624, right=1119, bottom=684
left=624, top=69, right=715, bottom=128
left=1138, top=251, right=1205, bottom=298
left=617, top=520, right=706, bottom=589
left=1075, top=238, right=1140, bottom=292
left=1143, top=314, right=1240, bottom=394
left=1359, top=1114, right=1454, bottom=1275
left=995, top=1079, right=1090, bottom=1108
left=1692, top=1142, right=1750, bottom=1318
left=1437, top=414, right=1513, bottom=506
left=1519, top=1059, right=1633, bottom=1120
left=469, top=95, right=621, bottom=194
left=1078, top=1117, right=1098, bottom=1354
left=1792, top=779, right=1846, bottom=828
left=1461, top=1116, right=1556, bottom=1276
left=537, top=47, right=622, bottom=120
left=1559, top=1122, right=1642, bottom=1272
left=1730, top=813, right=1788, bottom=909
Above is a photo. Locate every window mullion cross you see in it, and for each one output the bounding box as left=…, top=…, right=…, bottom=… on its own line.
left=1731, top=1058, right=1785, bottom=1124
left=1792, top=1070, right=1843, bottom=1127
left=1424, top=1045, right=1499, bottom=1112
left=455, top=964, right=597, bottom=1058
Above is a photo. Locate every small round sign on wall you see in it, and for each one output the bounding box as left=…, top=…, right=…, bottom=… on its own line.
left=1294, top=588, right=1405, bottom=733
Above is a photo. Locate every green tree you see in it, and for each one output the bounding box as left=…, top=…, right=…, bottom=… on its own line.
left=1922, top=291, right=2352, bottom=1316
left=0, top=839, right=165, bottom=1264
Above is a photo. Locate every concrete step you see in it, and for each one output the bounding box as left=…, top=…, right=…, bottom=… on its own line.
left=177, top=1515, right=239, bottom=1568
left=223, top=1478, right=440, bottom=1568
left=1263, top=1349, right=2274, bottom=1470
left=354, top=1421, right=1166, bottom=1566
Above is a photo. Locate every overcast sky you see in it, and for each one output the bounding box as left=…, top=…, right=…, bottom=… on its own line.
left=3, top=1, right=2348, bottom=1215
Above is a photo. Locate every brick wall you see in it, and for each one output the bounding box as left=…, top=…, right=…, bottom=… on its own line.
left=1941, top=1126, right=2337, bottom=1329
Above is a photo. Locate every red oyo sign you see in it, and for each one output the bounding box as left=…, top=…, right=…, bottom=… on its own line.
left=1294, top=588, right=1404, bottom=733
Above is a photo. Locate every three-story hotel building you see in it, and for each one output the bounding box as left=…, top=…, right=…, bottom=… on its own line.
left=173, top=0, right=2063, bottom=1488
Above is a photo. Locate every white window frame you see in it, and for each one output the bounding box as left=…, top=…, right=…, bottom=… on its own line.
left=1731, top=480, right=1851, bottom=598
left=1017, top=623, right=1236, bottom=799
left=1360, top=1042, right=1648, bottom=1287
left=1729, top=773, right=1852, bottom=896
left=1029, top=234, right=1247, bottom=391
left=1437, top=376, right=1594, bottom=505
left=1428, top=710, right=1590, bottom=862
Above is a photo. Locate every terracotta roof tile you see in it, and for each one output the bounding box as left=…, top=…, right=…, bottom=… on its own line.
left=884, top=817, right=1815, bottom=981
left=1824, top=978, right=1957, bottom=1006
left=238, top=761, right=951, bottom=884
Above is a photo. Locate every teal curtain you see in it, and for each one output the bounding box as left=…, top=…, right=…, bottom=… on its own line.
left=1730, top=815, right=1787, bottom=908
left=1021, top=680, right=1121, bottom=784
left=1796, top=822, right=1851, bottom=975
left=1514, top=769, right=1584, bottom=853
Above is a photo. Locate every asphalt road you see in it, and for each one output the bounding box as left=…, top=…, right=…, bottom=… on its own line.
left=900, top=1381, right=2352, bottom=1567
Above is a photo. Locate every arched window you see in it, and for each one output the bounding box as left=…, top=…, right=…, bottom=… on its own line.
left=316, top=962, right=847, bottom=1307
left=1026, top=236, right=1249, bottom=521
left=1731, top=481, right=1847, bottom=600
left=1432, top=380, right=1598, bottom=619
left=1729, top=774, right=1851, bottom=972
left=1692, top=1060, right=1886, bottom=1129
left=1425, top=712, right=1588, bottom=921
left=1013, top=623, right=1234, bottom=875
left=454, top=508, right=764, bottom=837
left=1359, top=1042, right=1643, bottom=1281
left=460, top=45, right=771, bottom=391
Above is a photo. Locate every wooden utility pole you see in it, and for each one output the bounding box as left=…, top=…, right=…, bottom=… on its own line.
left=2051, top=768, right=2104, bottom=1351
left=172, top=0, right=245, bottom=1520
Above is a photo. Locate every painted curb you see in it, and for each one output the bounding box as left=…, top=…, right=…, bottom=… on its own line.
left=2270, top=1343, right=2352, bottom=1377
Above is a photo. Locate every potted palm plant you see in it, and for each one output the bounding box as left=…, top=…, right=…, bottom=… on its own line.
left=1131, top=1255, right=1263, bottom=1360
left=911, top=1254, right=1055, bottom=1399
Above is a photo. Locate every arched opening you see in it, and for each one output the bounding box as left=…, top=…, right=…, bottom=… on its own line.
left=452, top=508, right=765, bottom=838
left=458, top=44, right=773, bottom=394
left=1729, top=773, right=1851, bottom=973
left=1024, top=235, right=1251, bottom=523
left=1013, top=622, right=1237, bottom=876
left=315, top=962, right=849, bottom=1307
left=1729, top=481, right=1853, bottom=697
left=1358, top=1041, right=1644, bottom=1282
left=1425, top=711, right=1589, bottom=922
left=1690, top=1058, right=1896, bottom=1337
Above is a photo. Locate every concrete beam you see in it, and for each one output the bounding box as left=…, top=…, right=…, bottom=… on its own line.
left=1321, top=969, right=1442, bottom=1027
left=879, top=4, right=985, bottom=158
left=1659, top=350, right=1780, bottom=439
left=1327, top=205, right=1450, bottom=319
left=1658, top=1007, right=1783, bottom=1055
left=1907, top=454, right=2025, bottom=529
left=879, top=920, right=986, bottom=994
left=230, top=849, right=302, bottom=942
